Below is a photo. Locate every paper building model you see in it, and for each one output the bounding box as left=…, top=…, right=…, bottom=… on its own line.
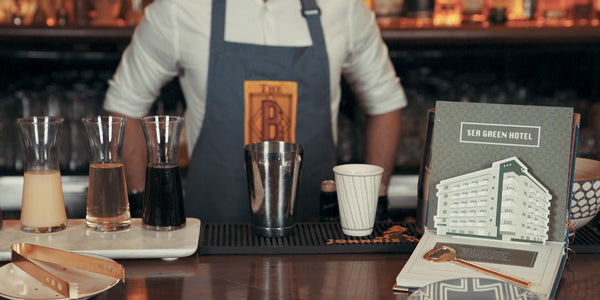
left=433, top=157, right=552, bottom=244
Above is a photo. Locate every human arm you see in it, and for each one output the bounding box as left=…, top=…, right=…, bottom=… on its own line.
left=102, top=2, right=180, bottom=191
left=106, top=111, right=146, bottom=193
left=341, top=0, right=407, bottom=193
left=364, top=108, right=402, bottom=195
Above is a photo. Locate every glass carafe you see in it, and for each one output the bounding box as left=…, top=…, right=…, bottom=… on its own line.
left=17, top=116, right=67, bottom=233
left=82, top=116, right=131, bottom=232
left=141, top=115, right=186, bottom=231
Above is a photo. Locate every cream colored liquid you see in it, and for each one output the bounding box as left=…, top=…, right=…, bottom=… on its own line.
left=21, top=170, right=67, bottom=229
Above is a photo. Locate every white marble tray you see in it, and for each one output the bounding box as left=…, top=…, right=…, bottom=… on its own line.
left=0, top=218, right=200, bottom=261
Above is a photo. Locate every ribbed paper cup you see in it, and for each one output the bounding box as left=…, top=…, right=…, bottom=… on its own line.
left=333, top=164, right=383, bottom=236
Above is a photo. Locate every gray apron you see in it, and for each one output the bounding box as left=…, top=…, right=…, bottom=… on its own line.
left=184, top=0, right=335, bottom=223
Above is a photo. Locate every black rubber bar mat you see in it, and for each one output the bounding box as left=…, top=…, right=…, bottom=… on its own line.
left=198, top=222, right=421, bottom=255
left=570, top=225, right=600, bottom=254
left=198, top=222, right=600, bottom=255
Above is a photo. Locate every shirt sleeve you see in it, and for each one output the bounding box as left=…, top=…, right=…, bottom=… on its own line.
left=103, top=0, right=180, bottom=118
left=341, top=0, right=407, bottom=116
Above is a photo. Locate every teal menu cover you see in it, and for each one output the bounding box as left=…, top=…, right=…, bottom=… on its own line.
left=396, top=101, right=578, bottom=300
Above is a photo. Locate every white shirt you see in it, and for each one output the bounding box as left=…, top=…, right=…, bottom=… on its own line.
left=103, top=0, right=407, bottom=155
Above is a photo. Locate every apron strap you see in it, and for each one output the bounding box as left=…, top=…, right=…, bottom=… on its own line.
left=300, top=0, right=321, bottom=17
left=300, top=0, right=329, bottom=76
left=210, top=0, right=226, bottom=51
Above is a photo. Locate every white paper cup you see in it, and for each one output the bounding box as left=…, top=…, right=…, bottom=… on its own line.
left=333, top=164, right=383, bottom=236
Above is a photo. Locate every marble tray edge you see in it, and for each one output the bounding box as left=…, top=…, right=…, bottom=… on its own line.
left=0, top=218, right=201, bottom=261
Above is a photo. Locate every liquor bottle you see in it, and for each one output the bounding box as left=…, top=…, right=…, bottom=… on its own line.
left=488, top=0, right=508, bottom=24
left=405, top=0, right=435, bottom=25
left=433, top=0, right=463, bottom=26
left=56, top=1, right=70, bottom=26
left=462, top=0, right=486, bottom=23
left=595, top=0, right=600, bottom=21
left=118, top=0, right=147, bottom=26
left=375, top=183, right=389, bottom=221
left=571, top=0, right=592, bottom=24
left=536, top=0, right=571, bottom=24
left=11, top=0, right=24, bottom=26
left=74, top=0, right=90, bottom=25
left=375, top=195, right=390, bottom=221
left=89, top=0, right=121, bottom=26
left=506, top=0, right=537, bottom=20
left=374, top=0, right=405, bottom=21
left=319, top=180, right=339, bottom=222
left=31, top=0, right=47, bottom=26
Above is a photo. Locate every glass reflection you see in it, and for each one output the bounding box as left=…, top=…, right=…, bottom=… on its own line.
left=320, top=260, right=381, bottom=299
left=94, top=277, right=184, bottom=300
left=247, top=260, right=300, bottom=299
left=125, top=277, right=148, bottom=300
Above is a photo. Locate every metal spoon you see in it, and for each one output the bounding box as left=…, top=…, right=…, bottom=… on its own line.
left=423, top=246, right=531, bottom=288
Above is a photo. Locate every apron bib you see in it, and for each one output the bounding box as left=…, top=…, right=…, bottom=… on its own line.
left=184, top=0, right=335, bottom=222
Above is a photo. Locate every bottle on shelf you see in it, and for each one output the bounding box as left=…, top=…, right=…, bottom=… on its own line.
left=462, top=0, right=487, bottom=23
left=56, top=1, right=70, bottom=26
left=536, top=0, right=572, bottom=25
left=405, top=0, right=435, bottom=26
left=374, top=0, right=405, bottom=24
left=89, top=0, right=121, bottom=26
left=487, top=0, right=509, bottom=24
left=0, top=1, right=11, bottom=24
left=11, top=0, right=27, bottom=26
left=506, top=0, right=538, bottom=21
left=571, top=0, right=592, bottom=24
left=74, top=0, right=90, bottom=25
left=594, top=0, right=600, bottom=24
left=116, top=0, right=147, bottom=27
left=433, top=0, right=463, bottom=26
left=31, top=0, right=47, bottom=26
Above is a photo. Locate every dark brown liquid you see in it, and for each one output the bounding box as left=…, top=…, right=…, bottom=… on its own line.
left=320, top=191, right=339, bottom=222
left=143, top=165, right=186, bottom=228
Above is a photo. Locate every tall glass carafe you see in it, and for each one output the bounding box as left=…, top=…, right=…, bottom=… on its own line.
left=141, top=115, right=186, bottom=231
left=82, top=116, right=131, bottom=232
left=17, top=116, right=67, bottom=233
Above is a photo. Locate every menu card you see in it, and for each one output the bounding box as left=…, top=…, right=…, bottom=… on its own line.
left=395, top=101, right=579, bottom=299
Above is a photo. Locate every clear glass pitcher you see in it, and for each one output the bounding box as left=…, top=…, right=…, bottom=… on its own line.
left=82, top=115, right=131, bottom=232
left=141, top=115, right=186, bottom=231
left=17, top=116, right=67, bottom=233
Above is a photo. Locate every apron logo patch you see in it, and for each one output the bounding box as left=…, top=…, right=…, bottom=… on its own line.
left=244, top=80, right=298, bottom=145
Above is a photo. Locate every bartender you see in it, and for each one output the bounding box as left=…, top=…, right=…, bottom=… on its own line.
left=103, top=0, right=407, bottom=222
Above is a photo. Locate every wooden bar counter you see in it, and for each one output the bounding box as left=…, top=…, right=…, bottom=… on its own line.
left=86, top=252, right=600, bottom=299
